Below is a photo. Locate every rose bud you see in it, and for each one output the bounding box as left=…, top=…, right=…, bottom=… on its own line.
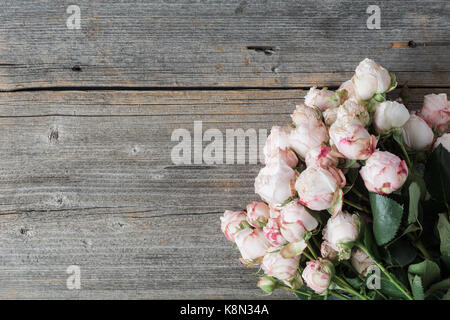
left=220, top=210, right=248, bottom=242
left=320, top=241, right=338, bottom=261
left=263, top=218, right=287, bottom=246
left=351, top=248, right=376, bottom=276
left=279, top=201, right=319, bottom=243
left=434, top=133, right=450, bottom=152
left=295, top=166, right=345, bottom=215
left=337, top=99, right=370, bottom=127
left=329, top=117, right=377, bottom=160
left=246, top=201, right=270, bottom=228
left=289, top=104, right=329, bottom=158
left=234, top=227, right=271, bottom=265
left=304, top=87, right=342, bottom=111
left=254, top=156, right=297, bottom=205
left=257, top=276, right=278, bottom=294
left=352, top=58, right=391, bottom=100
left=305, top=145, right=340, bottom=168
left=322, top=211, right=360, bottom=260
left=359, top=150, right=408, bottom=194
left=263, top=126, right=293, bottom=163
left=373, top=101, right=410, bottom=134
left=421, top=93, right=450, bottom=133
left=402, top=113, right=435, bottom=151
left=302, top=258, right=335, bottom=294
left=262, top=250, right=301, bottom=282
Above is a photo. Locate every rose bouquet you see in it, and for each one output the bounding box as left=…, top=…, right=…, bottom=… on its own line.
left=220, top=58, right=450, bottom=300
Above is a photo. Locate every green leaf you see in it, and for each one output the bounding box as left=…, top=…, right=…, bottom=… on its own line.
left=437, top=213, right=450, bottom=255
left=424, top=145, right=450, bottom=204
left=443, top=290, right=450, bottom=300
left=373, top=93, right=386, bottom=102
left=364, top=223, right=381, bottom=260
left=369, top=193, right=404, bottom=245
left=411, top=275, right=425, bottom=300
left=387, top=237, right=417, bottom=267
left=408, top=260, right=440, bottom=289
left=387, top=72, right=398, bottom=92
left=408, top=182, right=421, bottom=225
left=380, top=277, right=408, bottom=299
left=425, top=278, right=450, bottom=298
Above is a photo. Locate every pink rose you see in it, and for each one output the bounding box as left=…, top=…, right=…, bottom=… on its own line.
left=352, top=58, right=391, bottom=100
left=434, top=133, right=450, bottom=152
left=305, top=145, right=340, bottom=168
left=373, top=101, right=410, bottom=134
left=402, top=114, right=435, bottom=151
left=289, top=104, right=329, bottom=158
left=295, top=166, right=345, bottom=214
left=220, top=210, right=247, bottom=242
left=360, top=150, right=408, bottom=194
left=351, top=248, right=376, bottom=276
left=254, top=156, right=297, bottom=205
left=262, top=250, right=300, bottom=281
left=263, top=218, right=287, bottom=246
left=266, top=147, right=298, bottom=168
left=279, top=201, right=319, bottom=243
left=302, top=258, right=335, bottom=294
left=263, top=126, right=293, bottom=163
left=322, top=211, right=360, bottom=260
left=235, top=227, right=271, bottom=265
left=421, top=93, right=450, bottom=132
left=246, top=201, right=270, bottom=228
left=329, top=117, right=377, bottom=160
left=304, top=87, right=338, bottom=111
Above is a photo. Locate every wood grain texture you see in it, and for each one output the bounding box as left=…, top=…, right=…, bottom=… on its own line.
left=0, top=0, right=449, bottom=90
left=0, top=88, right=447, bottom=299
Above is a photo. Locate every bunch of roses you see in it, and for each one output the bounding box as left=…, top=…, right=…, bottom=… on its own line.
left=220, top=58, right=450, bottom=299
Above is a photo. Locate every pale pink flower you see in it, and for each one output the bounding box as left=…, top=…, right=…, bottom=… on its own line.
left=263, top=126, right=293, bottom=163
left=351, top=248, right=376, bottom=276
left=304, top=87, right=337, bottom=111
left=359, top=150, right=408, bottom=194
left=295, top=166, right=345, bottom=214
left=352, top=58, right=391, bottom=100
left=234, top=227, right=271, bottom=265
left=254, top=156, right=297, bottom=205
left=322, top=211, right=360, bottom=260
left=402, top=114, right=435, bottom=151
left=279, top=201, right=318, bottom=243
left=263, top=218, right=287, bottom=246
left=246, top=201, right=270, bottom=228
left=421, top=93, right=450, bottom=132
left=262, top=250, right=300, bottom=281
left=302, top=258, right=335, bottom=294
left=338, top=79, right=361, bottom=102
left=337, top=99, right=370, bottom=127
left=329, top=117, right=377, bottom=160
left=220, top=210, right=247, bottom=242
left=373, top=101, right=410, bottom=134
left=265, top=147, right=298, bottom=168
left=323, top=108, right=338, bottom=127
left=305, top=145, right=340, bottom=168
left=289, top=104, right=329, bottom=158
left=434, top=133, right=450, bottom=152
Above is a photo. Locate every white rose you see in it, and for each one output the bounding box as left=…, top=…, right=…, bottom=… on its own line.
left=322, top=211, right=360, bottom=260
left=402, top=114, right=435, bottom=150
left=353, top=58, right=391, bottom=100
left=279, top=201, right=318, bottom=243
left=304, top=87, right=339, bottom=111
left=235, top=227, right=271, bottom=265
left=373, top=101, right=410, bottom=134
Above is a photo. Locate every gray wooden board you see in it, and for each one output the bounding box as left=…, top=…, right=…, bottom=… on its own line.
left=0, top=0, right=449, bottom=90
left=0, top=88, right=447, bottom=299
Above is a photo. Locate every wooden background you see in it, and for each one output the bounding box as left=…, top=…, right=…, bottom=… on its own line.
left=0, top=0, right=448, bottom=299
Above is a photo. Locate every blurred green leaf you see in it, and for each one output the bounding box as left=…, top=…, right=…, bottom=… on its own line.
left=408, top=182, right=421, bottom=225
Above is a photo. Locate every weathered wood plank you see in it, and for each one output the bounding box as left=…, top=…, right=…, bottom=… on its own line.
left=0, top=88, right=447, bottom=299
left=0, top=0, right=449, bottom=90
